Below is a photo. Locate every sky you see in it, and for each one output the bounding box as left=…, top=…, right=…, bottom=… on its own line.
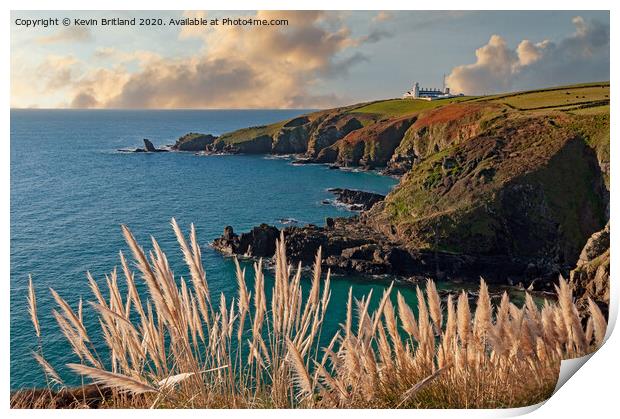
left=10, top=10, right=610, bottom=109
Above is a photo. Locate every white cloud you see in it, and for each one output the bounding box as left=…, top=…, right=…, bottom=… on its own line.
left=37, top=26, right=92, bottom=44
left=373, top=11, right=392, bottom=22
left=22, top=11, right=373, bottom=108
left=447, top=16, right=609, bottom=95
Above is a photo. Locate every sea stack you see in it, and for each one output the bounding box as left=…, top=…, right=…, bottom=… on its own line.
left=143, top=138, right=157, bottom=152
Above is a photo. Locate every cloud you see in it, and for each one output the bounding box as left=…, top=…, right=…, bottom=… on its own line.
left=446, top=35, right=518, bottom=94
left=515, top=39, right=550, bottom=66
left=359, top=29, right=393, bottom=44
left=37, top=55, right=80, bottom=90
left=446, top=16, right=609, bottom=95
left=178, top=10, right=209, bottom=40
left=70, top=91, right=99, bottom=108
left=38, top=26, right=92, bottom=44
left=59, top=11, right=367, bottom=108
left=373, top=11, right=392, bottom=22
left=93, top=47, right=116, bottom=59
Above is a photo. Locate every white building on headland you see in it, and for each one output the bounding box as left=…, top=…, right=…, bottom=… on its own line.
left=403, top=81, right=464, bottom=101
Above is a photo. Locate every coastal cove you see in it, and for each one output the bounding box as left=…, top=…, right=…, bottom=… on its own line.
left=11, top=109, right=408, bottom=389
left=11, top=81, right=610, bottom=393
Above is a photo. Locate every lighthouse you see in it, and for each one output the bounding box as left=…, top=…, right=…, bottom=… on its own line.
left=403, top=78, right=463, bottom=100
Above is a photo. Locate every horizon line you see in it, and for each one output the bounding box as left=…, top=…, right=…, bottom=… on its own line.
left=9, top=106, right=329, bottom=111
left=9, top=80, right=610, bottom=111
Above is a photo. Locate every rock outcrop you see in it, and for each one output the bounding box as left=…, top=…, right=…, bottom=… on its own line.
left=212, top=216, right=554, bottom=285
left=143, top=138, right=157, bottom=152
left=119, top=138, right=169, bottom=153
left=173, top=133, right=218, bottom=151
left=569, top=222, right=610, bottom=319
left=283, top=116, right=310, bottom=128
left=306, top=114, right=364, bottom=157
left=310, top=115, right=417, bottom=169
left=212, top=224, right=280, bottom=258
left=333, top=115, right=417, bottom=168
left=326, top=188, right=385, bottom=211
left=272, top=124, right=310, bottom=154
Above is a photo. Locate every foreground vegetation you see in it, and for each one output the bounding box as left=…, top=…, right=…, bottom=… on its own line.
left=13, top=220, right=607, bottom=408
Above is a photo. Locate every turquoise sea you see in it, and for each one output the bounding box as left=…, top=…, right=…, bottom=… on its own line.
left=10, top=109, right=417, bottom=389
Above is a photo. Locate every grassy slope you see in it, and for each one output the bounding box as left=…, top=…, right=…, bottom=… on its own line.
left=217, top=123, right=284, bottom=145
left=348, top=96, right=474, bottom=116
left=474, top=82, right=609, bottom=103
left=500, top=86, right=609, bottom=110
left=488, top=82, right=610, bottom=185
left=375, top=82, right=609, bottom=260
left=213, top=82, right=608, bottom=157
left=214, top=98, right=475, bottom=147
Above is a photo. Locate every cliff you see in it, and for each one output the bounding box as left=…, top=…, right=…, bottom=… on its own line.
left=569, top=222, right=610, bottom=319
left=172, top=132, right=218, bottom=151
left=205, top=82, right=609, bottom=289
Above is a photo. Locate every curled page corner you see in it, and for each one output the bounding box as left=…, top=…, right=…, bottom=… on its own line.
left=492, top=352, right=599, bottom=417
left=554, top=353, right=594, bottom=394
left=505, top=281, right=617, bottom=414
left=550, top=284, right=616, bottom=397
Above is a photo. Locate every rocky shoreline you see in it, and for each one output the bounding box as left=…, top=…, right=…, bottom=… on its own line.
left=211, top=200, right=562, bottom=291
left=322, top=188, right=386, bottom=211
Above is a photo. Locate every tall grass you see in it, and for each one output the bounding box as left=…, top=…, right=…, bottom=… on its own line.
left=14, top=219, right=607, bottom=408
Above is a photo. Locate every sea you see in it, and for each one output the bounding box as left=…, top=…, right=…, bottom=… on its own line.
left=10, top=109, right=419, bottom=389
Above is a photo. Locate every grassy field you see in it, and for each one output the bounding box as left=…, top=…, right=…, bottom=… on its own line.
left=500, top=86, right=609, bottom=110
left=569, top=104, right=610, bottom=115
left=350, top=83, right=609, bottom=116
left=217, top=123, right=284, bottom=144
left=350, top=97, right=474, bottom=117
left=482, top=82, right=609, bottom=110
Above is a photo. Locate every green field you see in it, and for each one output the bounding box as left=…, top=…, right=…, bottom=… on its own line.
left=500, top=86, right=609, bottom=110
left=350, top=97, right=474, bottom=117
left=480, top=82, right=609, bottom=111
left=351, top=82, right=609, bottom=117
left=217, top=122, right=284, bottom=144
left=569, top=104, right=610, bottom=115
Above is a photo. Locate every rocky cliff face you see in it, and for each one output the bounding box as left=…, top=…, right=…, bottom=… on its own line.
left=327, top=188, right=385, bottom=211
left=569, top=222, right=610, bottom=319
left=317, top=115, right=417, bottom=168
left=212, top=217, right=532, bottom=282
left=272, top=124, right=310, bottom=154
left=384, top=103, right=495, bottom=175
left=370, top=114, right=608, bottom=275
left=206, top=107, right=378, bottom=163
left=173, top=133, right=218, bottom=151
left=306, top=113, right=364, bottom=157
left=204, top=84, right=610, bottom=291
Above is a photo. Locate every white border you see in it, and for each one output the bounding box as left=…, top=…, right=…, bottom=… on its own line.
left=2, top=1, right=617, bottom=417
